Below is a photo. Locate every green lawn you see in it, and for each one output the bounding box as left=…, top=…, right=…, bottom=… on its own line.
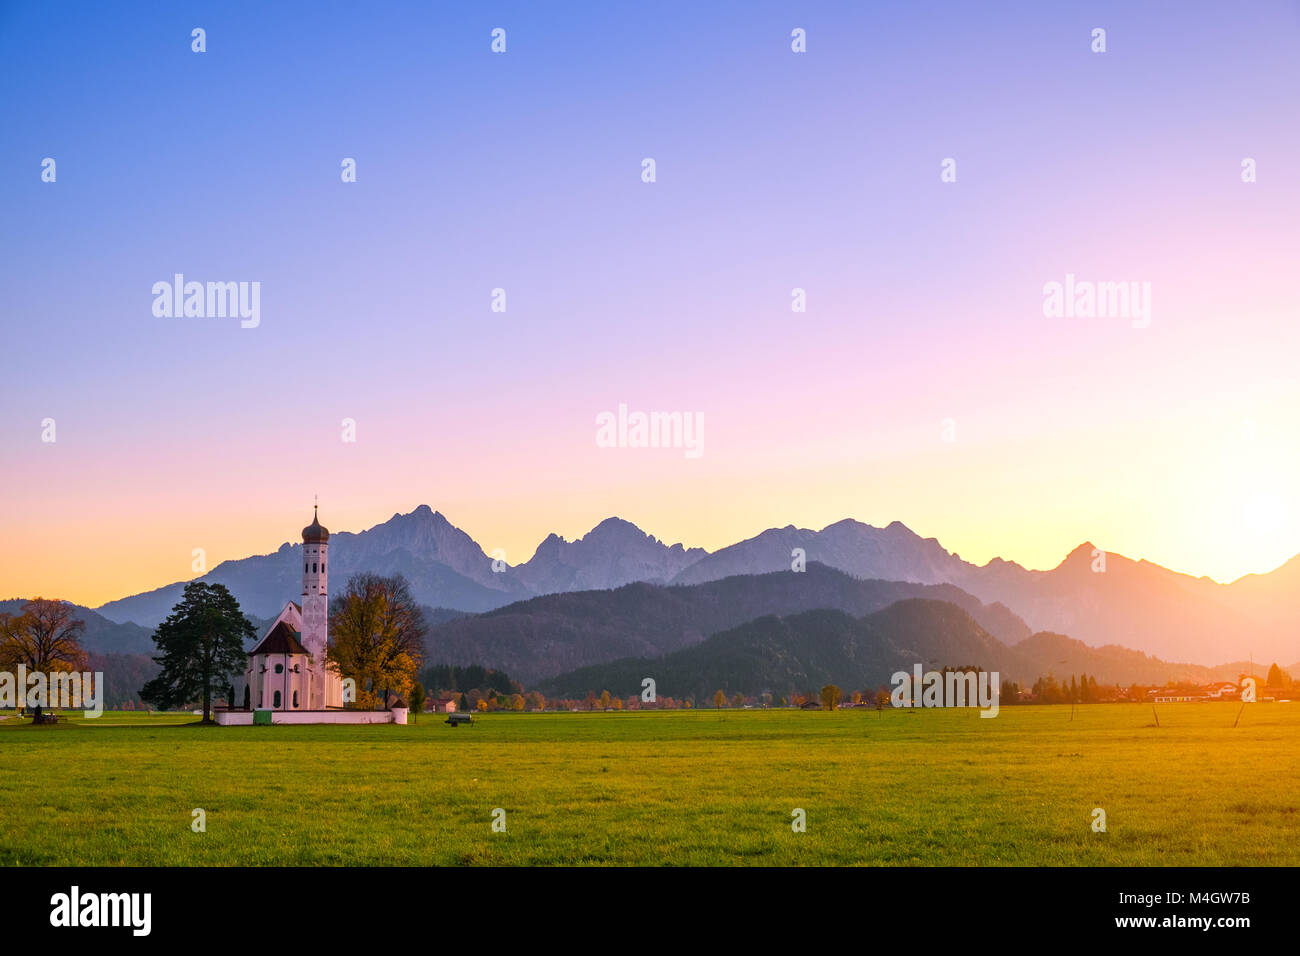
left=2, top=703, right=1296, bottom=866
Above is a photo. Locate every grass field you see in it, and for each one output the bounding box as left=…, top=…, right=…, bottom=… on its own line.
left=2, top=703, right=1297, bottom=866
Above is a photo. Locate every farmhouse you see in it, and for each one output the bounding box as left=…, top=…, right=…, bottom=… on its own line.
left=424, top=697, right=458, bottom=714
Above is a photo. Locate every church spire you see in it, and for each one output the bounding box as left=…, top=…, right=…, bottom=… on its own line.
left=302, top=502, right=329, bottom=543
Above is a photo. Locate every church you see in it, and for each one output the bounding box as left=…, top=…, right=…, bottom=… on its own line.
left=218, top=507, right=407, bottom=725
left=238, top=507, right=345, bottom=712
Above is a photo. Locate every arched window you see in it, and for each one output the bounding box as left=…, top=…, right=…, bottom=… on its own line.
left=274, top=663, right=284, bottom=675
left=304, top=562, right=308, bottom=573
left=313, top=562, right=317, bottom=573
left=273, top=690, right=282, bottom=708
left=242, top=685, right=250, bottom=709
left=292, top=690, right=299, bottom=708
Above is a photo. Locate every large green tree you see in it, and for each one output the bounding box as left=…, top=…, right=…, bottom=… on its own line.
left=140, top=582, right=255, bottom=723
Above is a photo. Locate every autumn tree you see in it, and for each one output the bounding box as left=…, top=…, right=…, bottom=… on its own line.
left=820, top=684, right=842, bottom=711
left=0, top=598, right=88, bottom=674
left=140, top=582, right=256, bottom=723
left=327, top=573, right=426, bottom=709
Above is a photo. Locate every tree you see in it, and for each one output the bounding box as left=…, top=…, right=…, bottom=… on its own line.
left=599, top=689, right=612, bottom=710
left=409, top=682, right=426, bottom=722
left=326, top=573, right=426, bottom=709
left=713, top=689, right=726, bottom=709
left=139, top=582, right=255, bottom=723
left=0, top=598, right=88, bottom=673
left=820, top=684, right=842, bottom=711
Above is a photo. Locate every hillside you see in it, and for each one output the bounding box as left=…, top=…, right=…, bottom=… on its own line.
left=540, top=599, right=1242, bottom=699
left=423, top=564, right=1029, bottom=684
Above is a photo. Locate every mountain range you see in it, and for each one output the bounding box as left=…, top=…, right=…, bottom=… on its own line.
left=539, top=598, right=1260, bottom=701
left=422, top=563, right=1031, bottom=685
left=85, top=505, right=1298, bottom=666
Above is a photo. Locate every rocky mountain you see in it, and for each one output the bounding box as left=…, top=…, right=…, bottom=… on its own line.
left=96, top=506, right=531, bottom=627
left=82, top=506, right=1299, bottom=666
left=669, top=521, right=1299, bottom=665
left=672, top=519, right=966, bottom=587
left=94, top=508, right=704, bottom=629
left=511, top=517, right=706, bottom=593
left=422, top=563, right=1030, bottom=685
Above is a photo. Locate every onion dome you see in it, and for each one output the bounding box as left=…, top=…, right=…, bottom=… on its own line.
left=302, top=505, right=329, bottom=543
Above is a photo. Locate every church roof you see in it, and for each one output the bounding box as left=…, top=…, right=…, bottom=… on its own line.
left=250, top=621, right=309, bottom=657
left=303, top=505, right=329, bottom=544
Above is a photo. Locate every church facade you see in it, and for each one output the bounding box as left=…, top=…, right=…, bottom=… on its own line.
left=239, top=507, right=345, bottom=711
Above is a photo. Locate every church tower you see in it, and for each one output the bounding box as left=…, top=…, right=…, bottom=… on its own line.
left=301, top=504, right=330, bottom=708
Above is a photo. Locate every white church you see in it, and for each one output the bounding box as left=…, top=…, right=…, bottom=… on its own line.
left=218, top=507, right=408, bottom=725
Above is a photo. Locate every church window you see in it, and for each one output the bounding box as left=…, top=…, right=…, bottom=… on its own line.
left=273, top=690, right=282, bottom=708
left=304, top=562, right=308, bottom=573
left=313, top=562, right=317, bottom=573
left=275, top=664, right=284, bottom=675
left=293, top=691, right=299, bottom=708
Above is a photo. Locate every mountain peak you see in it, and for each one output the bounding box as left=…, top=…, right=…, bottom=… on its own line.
left=588, top=516, right=646, bottom=538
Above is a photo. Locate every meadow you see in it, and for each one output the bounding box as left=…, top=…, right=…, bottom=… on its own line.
left=2, top=703, right=1297, bottom=866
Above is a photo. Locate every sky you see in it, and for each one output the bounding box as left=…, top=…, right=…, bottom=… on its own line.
left=2, top=1, right=1298, bottom=607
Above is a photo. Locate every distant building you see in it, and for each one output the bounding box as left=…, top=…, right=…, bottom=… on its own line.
left=424, top=697, right=457, bottom=714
